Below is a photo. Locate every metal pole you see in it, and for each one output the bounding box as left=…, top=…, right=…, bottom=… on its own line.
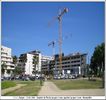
left=58, top=16, right=62, bottom=76
left=40, top=71, right=42, bottom=86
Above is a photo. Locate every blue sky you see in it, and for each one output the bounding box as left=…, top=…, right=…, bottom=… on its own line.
left=2, top=2, right=104, bottom=63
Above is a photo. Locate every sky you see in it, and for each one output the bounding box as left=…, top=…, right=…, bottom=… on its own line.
left=2, top=2, right=104, bottom=63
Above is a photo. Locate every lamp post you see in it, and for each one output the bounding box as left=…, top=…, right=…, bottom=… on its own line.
left=40, top=71, right=42, bottom=86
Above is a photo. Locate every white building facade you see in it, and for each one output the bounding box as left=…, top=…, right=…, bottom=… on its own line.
left=18, top=50, right=53, bottom=76
left=24, top=54, right=34, bottom=75
left=28, top=50, right=42, bottom=72
left=41, top=55, right=53, bottom=62
left=1, top=45, right=14, bottom=77
left=41, top=55, right=54, bottom=74
left=18, top=50, right=42, bottom=76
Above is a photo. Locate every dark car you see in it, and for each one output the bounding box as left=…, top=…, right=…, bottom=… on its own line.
left=1, top=77, right=4, bottom=81
left=29, top=76, right=36, bottom=81
left=10, top=76, right=15, bottom=80
left=22, top=76, right=30, bottom=81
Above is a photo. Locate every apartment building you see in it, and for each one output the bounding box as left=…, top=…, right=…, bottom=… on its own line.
left=17, top=49, right=87, bottom=76
left=28, top=50, right=42, bottom=72
left=42, top=52, right=87, bottom=76
left=1, top=45, right=14, bottom=77
left=41, top=55, right=54, bottom=75
left=18, top=53, right=33, bottom=75
left=18, top=50, right=53, bottom=76
left=18, top=50, right=41, bottom=76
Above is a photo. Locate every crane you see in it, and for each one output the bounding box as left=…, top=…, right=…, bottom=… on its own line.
left=57, top=8, right=68, bottom=75
left=48, top=40, right=56, bottom=76
left=48, top=34, right=71, bottom=77
left=48, top=40, right=56, bottom=58
left=48, top=8, right=69, bottom=75
left=48, top=34, right=71, bottom=58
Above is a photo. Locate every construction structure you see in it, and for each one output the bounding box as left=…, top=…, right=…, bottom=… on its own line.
left=48, top=40, right=56, bottom=58
left=57, top=8, right=68, bottom=75
left=41, top=52, right=87, bottom=77
left=49, top=8, right=69, bottom=75
left=57, top=8, right=69, bottom=75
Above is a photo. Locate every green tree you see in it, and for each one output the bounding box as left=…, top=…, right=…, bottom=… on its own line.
left=12, top=55, right=18, bottom=65
left=13, top=66, right=23, bottom=75
left=90, top=42, right=105, bottom=76
left=1, top=63, right=7, bottom=75
left=90, top=42, right=105, bottom=88
left=90, top=56, right=97, bottom=76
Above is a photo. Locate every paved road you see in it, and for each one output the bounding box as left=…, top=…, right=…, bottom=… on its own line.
left=38, top=81, right=105, bottom=96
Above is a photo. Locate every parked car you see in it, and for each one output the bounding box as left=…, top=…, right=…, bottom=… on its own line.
left=35, top=76, right=40, bottom=79
left=21, top=76, right=29, bottom=81
left=70, top=75, right=77, bottom=79
left=29, top=76, right=36, bottom=81
left=60, top=75, right=65, bottom=79
left=25, top=77, right=30, bottom=81
left=15, top=75, right=20, bottom=80
left=54, top=76, right=57, bottom=79
left=53, top=75, right=60, bottom=80
left=1, top=77, right=4, bottom=81
left=10, top=76, right=15, bottom=80
left=57, top=76, right=61, bottom=79
left=4, top=76, right=11, bottom=80
left=64, top=75, right=68, bottom=79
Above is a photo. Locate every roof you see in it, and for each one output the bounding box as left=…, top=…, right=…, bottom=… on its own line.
left=66, top=52, right=87, bottom=57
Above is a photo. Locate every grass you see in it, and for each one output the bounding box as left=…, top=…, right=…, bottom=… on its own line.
left=2, top=80, right=43, bottom=96
left=52, top=79, right=102, bottom=90
left=1, top=81, right=17, bottom=89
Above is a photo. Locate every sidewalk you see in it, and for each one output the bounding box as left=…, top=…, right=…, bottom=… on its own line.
left=1, top=84, right=26, bottom=95
left=38, top=81, right=105, bottom=96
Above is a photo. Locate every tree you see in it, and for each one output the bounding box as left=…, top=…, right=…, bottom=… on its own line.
left=90, top=42, right=105, bottom=88
left=90, top=56, right=98, bottom=76
left=1, top=63, right=7, bottom=75
left=13, top=66, right=23, bottom=75
left=90, top=42, right=105, bottom=77
left=13, top=55, right=18, bottom=65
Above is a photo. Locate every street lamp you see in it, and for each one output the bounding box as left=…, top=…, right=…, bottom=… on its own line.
left=40, top=71, right=42, bottom=86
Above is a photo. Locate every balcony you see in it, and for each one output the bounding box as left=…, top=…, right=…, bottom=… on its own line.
left=1, top=55, right=12, bottom=58
left=6, top=63, right=14, bottom=66
left=1, top=58, right=12, bottom=62
left=55, top=63, right=70, bottom=67
left=7, top=66, right=15, bottom=70
left=71, top=58, right=81, bottom=61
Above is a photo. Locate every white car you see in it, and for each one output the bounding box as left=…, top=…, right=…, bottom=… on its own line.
left=69, top=75, right=76, bottom=79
